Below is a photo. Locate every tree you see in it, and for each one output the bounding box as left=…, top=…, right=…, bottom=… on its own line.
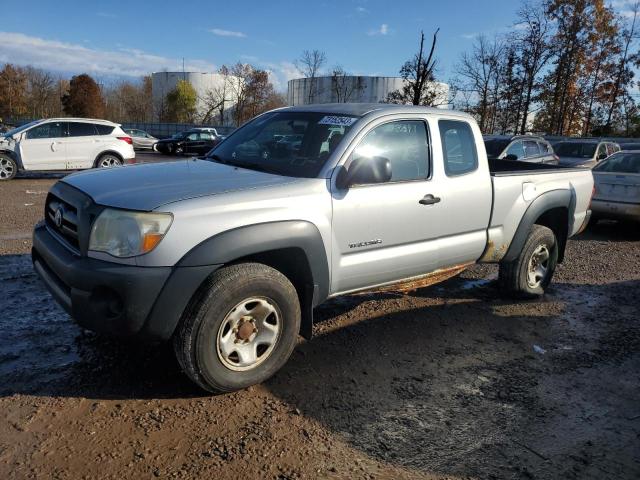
left=165, top=79, right=197, bottom=123
left=295, top=49, right=327, bottom=103
left=61, top=73, right=105, bottom=118
left=0, top=64, right=28, bottom=119
left=201, top=65, right=233, bottom=124
left=330, top=66, right=366, bottom=103
left=386, top=29, right=441, bottom=106
left=228, top=63, right=285, bottom=126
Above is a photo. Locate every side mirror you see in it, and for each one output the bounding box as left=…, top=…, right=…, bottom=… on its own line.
left=598, top=153, right=607, bottom=160
left=504, top=154, right=518, bottom=161
left=336, top=156, right=392, bottom=189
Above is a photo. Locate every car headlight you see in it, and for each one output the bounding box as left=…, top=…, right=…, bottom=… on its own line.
left=89, top=209, right=173, bottom=258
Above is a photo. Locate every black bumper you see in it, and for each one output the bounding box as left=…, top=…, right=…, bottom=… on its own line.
left=32, top=223, right=219, bottom=341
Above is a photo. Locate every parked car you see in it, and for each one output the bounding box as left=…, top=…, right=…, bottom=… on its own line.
left=483, top=135, right=559, bottom=164
left=32, top=104, right=594, bottom=393
left=590, top=151, right=640, bottom=224
left=618, top=142, right=640, bottom=151
left=554, top=139, right=620, bottom=168
left=0, top=118, right=135, bottom=181
left=154, top=129, right=222, bottom=155
left=124, top=129, right=157, bottom=150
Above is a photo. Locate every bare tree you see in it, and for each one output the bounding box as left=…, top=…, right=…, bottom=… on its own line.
left=330, top=66, right=365, bottom=103
left=386, top=29, right=441, bottom=106
left=201, top=65, right=232, bottom=124
left=295, top=49, right=327, bottom=103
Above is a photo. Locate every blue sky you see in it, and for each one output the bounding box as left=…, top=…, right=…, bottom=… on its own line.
left=0, top=0, right=636, bottom=91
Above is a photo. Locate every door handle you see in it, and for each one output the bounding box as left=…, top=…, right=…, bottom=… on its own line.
left=51, top=142, right=57, bottom=152
left=419, top=194, right=441, bottom=205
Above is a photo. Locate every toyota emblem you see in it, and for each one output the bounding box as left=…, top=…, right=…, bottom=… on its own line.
left=54, top=208, right=63, bottom=228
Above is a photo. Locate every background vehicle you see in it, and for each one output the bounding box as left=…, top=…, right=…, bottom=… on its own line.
left=483, top=135, right=559, bottom=164
left=32, top=104, right=594, bottom=393
left=124, top=129, right=157, bottom=150
left=154, top=129, right=222, bottom=155
left=619, top=142, right=640, bottom=151
left=590, top=150, right=640, bottom=224
left=554, top=139, right=620, bottom=168
left=0, top=118, right=135, bottom=180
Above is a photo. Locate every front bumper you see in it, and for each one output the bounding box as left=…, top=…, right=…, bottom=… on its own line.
left=32, top=223, right=219, bottom=341
left=591, top=199, right=640, bottom=221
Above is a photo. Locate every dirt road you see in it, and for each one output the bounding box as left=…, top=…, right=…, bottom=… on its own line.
left=1, top=173, right=639, bottom=479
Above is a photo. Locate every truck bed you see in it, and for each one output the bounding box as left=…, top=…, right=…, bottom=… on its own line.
left=489, top=158, right=588, bottom=176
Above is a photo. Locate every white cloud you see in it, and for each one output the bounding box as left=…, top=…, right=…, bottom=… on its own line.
left=368, top=24, right=390, bottom=36
left=356, top=6, right=369, bottom=13
left=260, top=61, right=300, bottom=92
left=0, top=31, right=216, bottom=77
left=209, top=28, right=247, bottom=38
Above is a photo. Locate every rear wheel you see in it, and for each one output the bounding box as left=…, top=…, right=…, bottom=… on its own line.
left=499, top=225, right=558, bottom=298
left=0, top=154, right=17, bottom=180
left=173, top=263, right=301, bottom=393
left=96, top=153, right=122, bottom=168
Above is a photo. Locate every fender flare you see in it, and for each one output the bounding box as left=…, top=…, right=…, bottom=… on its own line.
left=502, top=189, right=573, bottom=263
left=178, top=221, right=330, bottom=338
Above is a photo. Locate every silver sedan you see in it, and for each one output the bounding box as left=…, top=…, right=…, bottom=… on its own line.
left=124, top=129, right=157, bottom=150
left=591, top=151, right=640, bottom=223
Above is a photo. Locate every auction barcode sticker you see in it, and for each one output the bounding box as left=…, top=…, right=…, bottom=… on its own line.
left=318, top=116, right=358, bottom=126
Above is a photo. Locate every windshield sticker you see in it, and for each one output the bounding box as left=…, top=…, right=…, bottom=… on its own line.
left=318, top=116, right=358, bottom=127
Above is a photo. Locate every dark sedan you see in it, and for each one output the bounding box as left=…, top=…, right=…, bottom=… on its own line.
left=155, top=130, right=222, bottom=155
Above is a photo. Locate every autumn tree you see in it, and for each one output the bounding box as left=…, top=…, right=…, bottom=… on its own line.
left=228, top=63, right=285, bottom=126
left=386, top=29, right=442, bottom=106
left=201, top=65, right=233, bottom=124
left=0, top=64, right=28, bottom=119
left=164, top=79, right=197, bottom=123
left=61, top=73, right=105, bottom=118
left=295, top=49, right=327, bottom=103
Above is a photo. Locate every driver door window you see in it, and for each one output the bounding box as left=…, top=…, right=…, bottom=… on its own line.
left=351, top=120, right=429, bottom=182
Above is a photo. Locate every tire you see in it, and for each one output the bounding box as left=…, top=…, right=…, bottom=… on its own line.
left=587, top=214, right=600, bottom=229
left=173, top=263, right=301, bottom=393
left=95, top=153, right=123, bottom=168
left=499, top=225, right=558, bottom=298
left=0, top=154, right=18, bottom=180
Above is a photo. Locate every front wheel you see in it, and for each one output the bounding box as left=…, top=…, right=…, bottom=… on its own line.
left=173, top=263, right=301, bottom=393
left=499, top=225, right=558, bottom=298
left=0, top=154, right=17, bottom=180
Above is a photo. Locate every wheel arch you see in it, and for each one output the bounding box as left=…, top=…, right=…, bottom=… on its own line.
left=177, top=221, right=330, bottom=339
left=0, top=149, right=22, bottom=169
left=503, top=189, right=573, bottom=264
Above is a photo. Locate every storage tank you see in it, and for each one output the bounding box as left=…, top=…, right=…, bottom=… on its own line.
left=287, top=75, right=449, bottom=107
left=152, top=71, right=239, bottom=122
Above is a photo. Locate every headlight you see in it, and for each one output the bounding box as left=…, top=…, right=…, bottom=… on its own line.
left=89, top=209, right=173, bottom=258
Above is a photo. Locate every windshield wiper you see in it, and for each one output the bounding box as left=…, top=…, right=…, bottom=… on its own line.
left=228, top=161, right=281, bottom=175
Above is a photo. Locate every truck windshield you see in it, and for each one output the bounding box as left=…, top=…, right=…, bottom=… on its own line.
left=2, top=120, right=41, bottom=137
left=206, top=112, right=359, bottom=177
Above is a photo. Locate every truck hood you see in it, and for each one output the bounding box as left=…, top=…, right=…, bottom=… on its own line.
left=62, top=159, right=297, bottom=210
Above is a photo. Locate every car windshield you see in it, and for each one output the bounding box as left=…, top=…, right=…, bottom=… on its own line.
left=594, top=153, right=640, bottom=174
left=483, top=139, right=510, bottom=157
left=555, top=142, right=597, bottom=158
left=206, top=111, right=359, bottom=177
left=2, top=120, right=41, bottom=137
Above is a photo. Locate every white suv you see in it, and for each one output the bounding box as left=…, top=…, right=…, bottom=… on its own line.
left=0, top=118, right=135, bottom=180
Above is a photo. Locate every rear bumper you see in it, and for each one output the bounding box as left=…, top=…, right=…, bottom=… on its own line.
left=591, top=199, right=640, bottom=221
left=32, top=223, right=219, bottom=341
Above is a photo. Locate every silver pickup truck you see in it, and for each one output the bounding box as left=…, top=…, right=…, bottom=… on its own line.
left=32, top=104, right=594, bottom=392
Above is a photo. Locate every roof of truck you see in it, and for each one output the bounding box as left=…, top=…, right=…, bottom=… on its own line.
left=279, top=103, right=472, bottom=119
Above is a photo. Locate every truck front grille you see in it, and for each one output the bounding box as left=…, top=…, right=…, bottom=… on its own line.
left=45, top=193, right=81, bottom=252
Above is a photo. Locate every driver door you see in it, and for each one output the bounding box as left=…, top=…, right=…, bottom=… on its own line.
left=19, top=121, right=68, bottom=170
left=330, top=118, right=442, bottom=294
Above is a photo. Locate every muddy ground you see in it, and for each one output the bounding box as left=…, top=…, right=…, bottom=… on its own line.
left=0, top=167, right=639, bottom=479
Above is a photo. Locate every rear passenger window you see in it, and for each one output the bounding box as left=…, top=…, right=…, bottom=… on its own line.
left=439, top=120, right=478, bottom=176
left=352, top=120, right=430, bottom=182
left=68, top=122, right=97, bottom=137
left=538, top=141, right=552, bottom=154
left=95, top=124, right=115, bottom=135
